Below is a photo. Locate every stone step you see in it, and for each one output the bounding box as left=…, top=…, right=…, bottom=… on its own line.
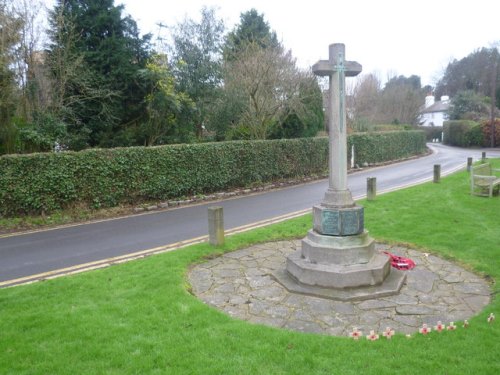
left=272, top=265, right=406, bottom=302
left=301, top=229, right=375, bottom=266
left=286, top=250, right=392, bottom=289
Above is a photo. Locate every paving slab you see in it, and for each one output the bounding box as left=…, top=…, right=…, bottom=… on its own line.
left=188, top=240, right=491, bottom=337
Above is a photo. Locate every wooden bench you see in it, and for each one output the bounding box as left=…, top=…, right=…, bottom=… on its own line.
left=470, top=163, right=500, bottom=197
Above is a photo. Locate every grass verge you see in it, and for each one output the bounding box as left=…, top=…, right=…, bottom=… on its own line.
left=0, top=160, right=499, bottom=374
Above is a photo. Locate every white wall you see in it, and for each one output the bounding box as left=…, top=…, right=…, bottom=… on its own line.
left=420, top=111, right=448, bottom=127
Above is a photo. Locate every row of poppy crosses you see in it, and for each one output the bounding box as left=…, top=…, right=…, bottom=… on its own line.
left=349, top=313, right=495, bottom=341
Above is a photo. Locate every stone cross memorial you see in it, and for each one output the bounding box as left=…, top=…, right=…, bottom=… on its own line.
left=274, top=43, right=406, bottom=301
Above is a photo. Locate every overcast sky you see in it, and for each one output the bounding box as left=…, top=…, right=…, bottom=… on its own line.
left=45, top=0, right=499, bottom=87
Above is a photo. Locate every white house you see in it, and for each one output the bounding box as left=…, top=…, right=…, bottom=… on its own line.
left=419, top=95, right=450, bottom=127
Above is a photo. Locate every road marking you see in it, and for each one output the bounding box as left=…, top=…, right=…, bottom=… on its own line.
left=0, top=236, right=206, bottom=288
left=0, top=159, right=467, bottom=288
left=0, top=210, right=313, bottom=288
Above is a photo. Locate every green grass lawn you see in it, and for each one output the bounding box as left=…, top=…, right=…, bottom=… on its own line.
left=0, top=160, right=499, bottom=374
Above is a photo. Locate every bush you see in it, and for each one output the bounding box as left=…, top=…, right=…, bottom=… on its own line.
left=480, top=118, right=500, bottom=147
left=369, top=124, right=412, bottom=132
left=443, top=120, right=482, bottom=147
left=348, top=130, right=425, bottom=165
left=0, top=132, right=426, bottom=217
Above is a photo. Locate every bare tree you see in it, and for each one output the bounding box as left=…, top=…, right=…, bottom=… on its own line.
left=379, top=84, right=422, bottom=125
left=46, top=6, right=118, bottom=148
left=0, top=0, right=49, bottom=121
left=0, top=1, right=22, bottom=153
left=350, top=73, right=381, bottom=129
left=11, top=0, right=49, bottom=120
left=223, top=42, right=308, bottom=139
left=489, top=44, right=499, bottom=147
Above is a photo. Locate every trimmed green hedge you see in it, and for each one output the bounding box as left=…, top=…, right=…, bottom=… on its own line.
left=0, top=131, right=425, bottom=217
left=443, top=120, right=483, bottom=147
left=348, top=130, right=425, bottom=165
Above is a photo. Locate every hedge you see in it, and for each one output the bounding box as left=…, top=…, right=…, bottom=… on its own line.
left=347, top=131, right=425, bottom=165
left=480, top=119, right=500, bottom=147
left=443, top=120, right=482, bottom=147
left=0, top=131, right=426, bottom=217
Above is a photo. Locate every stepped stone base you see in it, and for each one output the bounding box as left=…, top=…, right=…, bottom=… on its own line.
left=274, top=225, right=407, bottom=301
left=272, top=266, right=406, bottom=301
left=286, top=249, right=391, bottom=289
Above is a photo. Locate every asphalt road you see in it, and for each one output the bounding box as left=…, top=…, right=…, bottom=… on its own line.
left=1, top=143, right=499, bottom=286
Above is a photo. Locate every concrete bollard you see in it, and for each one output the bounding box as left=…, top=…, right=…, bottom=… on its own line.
left=208, top=206, right=224, bottom=246
left=367, top=177, right=376, bottom=201
left=481, top=152, right=486, bottom=163
left=433, top=164, right=441, bottom=183
left=467, top=157, right=473, bottom=172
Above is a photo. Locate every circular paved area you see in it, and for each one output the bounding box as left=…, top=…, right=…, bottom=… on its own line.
left=188, top=240, right=491, bottom=336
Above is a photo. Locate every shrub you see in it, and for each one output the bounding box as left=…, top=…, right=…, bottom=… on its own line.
left=348, top=131, right=425, bottom=165
left=0, top=132, right=426, bottom=217
left=369, top=124, right=412, bottom=132
left=480, top=118, right=500, bottom=147
left=443, top=120, right=482, bottom=147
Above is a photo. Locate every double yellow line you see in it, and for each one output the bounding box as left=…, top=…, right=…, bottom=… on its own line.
left=0, top=209, right=309, bottom=288
left=0, top=156, right=466, bottom=289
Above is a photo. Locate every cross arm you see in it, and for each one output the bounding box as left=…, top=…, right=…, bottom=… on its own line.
left=312, top=60, right=362, bottom=77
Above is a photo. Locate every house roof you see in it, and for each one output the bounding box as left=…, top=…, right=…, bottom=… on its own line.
left=420, top=100, right=450, bottom=114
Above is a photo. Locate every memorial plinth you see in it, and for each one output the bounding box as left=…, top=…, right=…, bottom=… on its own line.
left=273, top=43, right=405, bottom=301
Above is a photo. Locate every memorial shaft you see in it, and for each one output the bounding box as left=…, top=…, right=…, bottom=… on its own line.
left=276, top=42, right=406, bottom=299
left=329, top=44, right=348, bottom=194
left=316, top=43, right=362, bottom=208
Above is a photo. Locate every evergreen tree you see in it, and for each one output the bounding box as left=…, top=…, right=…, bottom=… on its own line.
left=169, top=7, right=225, bottom=138
left=47, top=0, right=151, bottom=149
left=435, top=47, right=499, bottom=101
left=137, top=54, right=195, bottom=145
left=224, top=9, right=279, bottom=60
left=448, top=90, right=490, bottom=120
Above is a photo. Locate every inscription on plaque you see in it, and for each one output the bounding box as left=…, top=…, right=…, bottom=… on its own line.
left=317, top=206, right=364, bottom=236
left=322, top=210, right=340, bottom=235
left=341, top=210, right=362, bottom=235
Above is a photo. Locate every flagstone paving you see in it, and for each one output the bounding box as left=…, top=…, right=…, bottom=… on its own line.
left=188, top=240, right=491, bottom=336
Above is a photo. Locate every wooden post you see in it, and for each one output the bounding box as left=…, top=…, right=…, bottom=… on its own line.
left=481, top=152, right=487, bottom=163
left=208, top=206, right=224, bottom=246
left=367, top=177, right=376, bottom=201
left=467, top=157, right=473, bottom=172
left=433, top=164, right=441, bottom=183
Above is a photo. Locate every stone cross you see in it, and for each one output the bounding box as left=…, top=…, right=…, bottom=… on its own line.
left=275, top=44, right=405, bottom=299
left=313, top=44, right=361, bottom=208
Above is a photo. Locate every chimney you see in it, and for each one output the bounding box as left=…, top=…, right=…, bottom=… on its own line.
left=425, top=95, right=435, bottom=108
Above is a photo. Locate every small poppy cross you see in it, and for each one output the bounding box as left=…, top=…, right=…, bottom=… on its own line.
left=366, top=330, right=379, bottom=341
left=419, top=323, right=431, bottom=335
left=382, top=327, right=395, bottom=339
left=349, top=327, right=363, bottom=340
left=487, top=313, right=495, bottom=323
left=434, top=321, right=445, bottom=333
left=447, top=322, right=457, bottom=331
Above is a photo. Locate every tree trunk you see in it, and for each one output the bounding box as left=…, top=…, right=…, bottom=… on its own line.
left=490, top=58, right=498, bottom=147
